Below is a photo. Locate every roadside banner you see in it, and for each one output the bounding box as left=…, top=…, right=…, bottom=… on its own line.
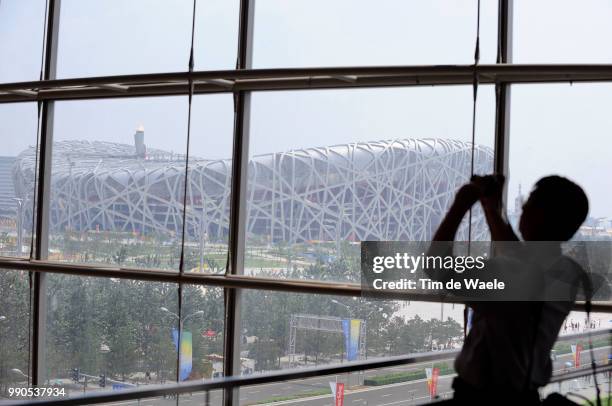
left=172, top=329, right=193, bottom=381
left=426, top=367, right=440, bottom=398
left=335, top=382, right=345, bottom=406
left=571, top=344, right=583, bottom=367
left=341, top=319, right=361, bottom=361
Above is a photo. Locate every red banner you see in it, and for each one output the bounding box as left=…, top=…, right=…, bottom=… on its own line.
left=572, top=344, right=583, bottom=367
left=432, top=367, right=440, bottom=398
left=426, top=367, right=440, bottom=398
left=335, top=383, right=345, bottom=406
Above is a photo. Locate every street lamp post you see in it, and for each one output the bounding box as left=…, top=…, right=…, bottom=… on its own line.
left=331, top=299, right=354, bottom=319
left=160, top=307, right=204, bottom=332
left=10, top=368, right=30, bottom=386
left=160, top=307, right=204, bottom=381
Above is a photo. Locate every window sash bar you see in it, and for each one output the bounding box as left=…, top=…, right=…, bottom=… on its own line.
left=223, top=0, right=255, bottom=404
left=4, top=64, right=612, bottom=104
left=31, top=0, right=61, bottom=387
left=0, top=260, right=609, bottom=313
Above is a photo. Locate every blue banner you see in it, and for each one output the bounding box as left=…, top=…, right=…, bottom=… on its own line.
left=172, top=328, right=193, bottom=381
left=341, top=319, right=361, bottom=361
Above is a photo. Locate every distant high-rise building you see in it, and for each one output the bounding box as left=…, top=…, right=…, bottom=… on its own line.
left=134, top=124, right=146, bottom=158
left=514, top=184, right=524, bottom=215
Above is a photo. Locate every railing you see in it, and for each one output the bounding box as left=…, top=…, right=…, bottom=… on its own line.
left=3, top=329, right=610, bottom=406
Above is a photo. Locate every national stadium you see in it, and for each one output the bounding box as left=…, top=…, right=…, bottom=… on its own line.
left=11, top=128, right=493, bottom=243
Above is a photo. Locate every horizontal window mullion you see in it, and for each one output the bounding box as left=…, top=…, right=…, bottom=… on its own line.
left=0, top=259, right=609, bottom=313
left=4, top=64, right=612, bottom=103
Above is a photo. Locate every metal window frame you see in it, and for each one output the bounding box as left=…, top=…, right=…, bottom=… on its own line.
left=223, top=0, right=254, bottom=404
left=5, top=64, right=612, bottom=104
left=1, top=0, right=611, bottom=404
left=31, top=0, right=61, bottom=387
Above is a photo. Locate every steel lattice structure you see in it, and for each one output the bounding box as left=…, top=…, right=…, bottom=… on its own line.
left=13, top=137, right=492, bottom=243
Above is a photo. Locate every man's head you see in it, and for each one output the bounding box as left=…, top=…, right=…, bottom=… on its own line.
left=519, top=176, right=589, bottom=241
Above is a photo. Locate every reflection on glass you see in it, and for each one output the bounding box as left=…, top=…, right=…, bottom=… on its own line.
left=0, top=270, right=30, bottom=398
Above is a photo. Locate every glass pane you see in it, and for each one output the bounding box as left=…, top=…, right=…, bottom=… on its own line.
left=252, top=0, right=498, bottom=68
left=0, top=270, right=31, bottom=400
left=240, top=290, right=464, bottom=376
left=541, top=325, right=611, bottom=404
left=97, top=390, right=224, bottom=406
left=56, top=0, right=236, bottom=78
left=0, top=103, right=38, bottom=258
left=184, top=95, right=234, bottom=274
left=180, top=285, right=225, bottom=381
left=241, top=365, right=456, bottom=405
left=513, top=1, right=612, bottom=63
left=45, top=275, right=179, bottom=395
left=41, top=97, right=187, bottom=269
left=194, top=0, right=239, bottom=71
left=508, top=84, right=612, bottom=236
left=178, top=390, right=223, bottom=405
left=0, top=0, right=46, bottom=83
left=244, top=86, right=494, bottom=282
left=541, top=376, right=609, bottom=406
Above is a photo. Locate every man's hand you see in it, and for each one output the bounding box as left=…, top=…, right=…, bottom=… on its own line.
left=453, top=182, right=482, bottom=211
left=471, top=174, right=505, bottom=213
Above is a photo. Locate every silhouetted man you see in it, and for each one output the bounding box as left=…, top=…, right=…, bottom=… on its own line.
left=429, top=175, right=589, bottom=404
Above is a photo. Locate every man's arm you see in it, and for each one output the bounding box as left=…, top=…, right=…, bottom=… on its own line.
left=426, top=182, right=480, bottom=282
left=431, top=183, right=480, bottom=242
left=472, top=174, right=519, bottom=242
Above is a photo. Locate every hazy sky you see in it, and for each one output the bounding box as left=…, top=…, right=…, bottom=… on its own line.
left=0, top=0, right=611, bottom=218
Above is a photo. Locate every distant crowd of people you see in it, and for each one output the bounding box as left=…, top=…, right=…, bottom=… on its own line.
left=562, top=318, right=602, bottom=333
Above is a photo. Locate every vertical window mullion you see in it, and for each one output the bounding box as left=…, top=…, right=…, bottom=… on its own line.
left=224, top=0, right=254, bottom=405
left=494, top=0, right=513, bottom=203
left=31, top=0, right=61, bottom=388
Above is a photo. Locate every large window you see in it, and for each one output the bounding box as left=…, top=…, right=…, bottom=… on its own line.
left=0, top=1, right=610, bottom=405
left=245, top=87, right=495, bottom=282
